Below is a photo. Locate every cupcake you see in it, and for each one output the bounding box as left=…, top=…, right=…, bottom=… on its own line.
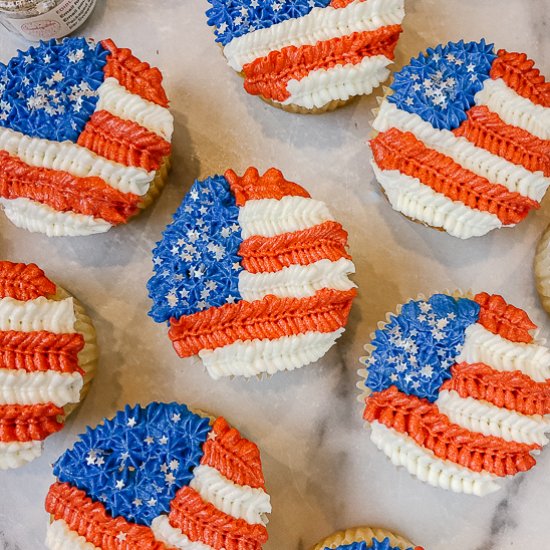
left=370, top=40, right=550, bottom=238
left=358, top=292, right=550, bottom=496
left=311, top=526, right=422, bottom=550
left=45, top=402, right=271, bottom=549
left=535, top=223, right=550, bottom=314
left=206, top=0, right=405, bottom=113
left=148, top=167, right=356, bottom=380
left=0, top=37, right=173, bottom=236
left=0, top=261, right=97, bottom=469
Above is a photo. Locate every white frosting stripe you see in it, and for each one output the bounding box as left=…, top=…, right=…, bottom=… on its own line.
left=457, top=323, right=550, bottom=382
left=224, top=0, right=405, bottom=70
left=475, top=78, right=550, bottom=140
left=151, top=516, right=214, bottom=550
left=0, top=370, right=83, bottom=407
left=0, top=440, right=43, bottom=470
left=281, top=54, right=392, bottom=110
left=238, top=258, right=356, bottom=301
left=238, top=196, right=335, bottom=239
left=199, top=329, right=344, bottom=380
left=0, top=197, right=111, bottom=237
left=0, top=126, right=153, bottom=197
left=45, top=519, right=99, bottom=550
left=189, top=465, right=271, bottom=526
left=371, top=162, right=501, bottom=238
left=373, top=101, right=550, bottom=201
left=0, top=296, right=76, bottom=334
left=96, top=78, right=174, bottom=141
left=369, top=421, right=501, bottom=496
left=437, top=389, right=550, bottom=446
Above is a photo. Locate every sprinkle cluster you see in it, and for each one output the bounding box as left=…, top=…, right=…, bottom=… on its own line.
left=206, top=0, right=331, bottom=46
left=364, top=294, right=480, bottom=402
left=148, top=175, right=243, bottom=323
left=326, top=539, right=416, bottom=550
left=53, top=403, right=211, bottom=526
left=0, top=38, right=108, bottom=143
left=389, top=40, right=497, bottom=130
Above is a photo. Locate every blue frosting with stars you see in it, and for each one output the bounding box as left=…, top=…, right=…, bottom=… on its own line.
left=364, top=294, right=480, bottom=402
left=148, top=175, right=243, bottom=324
left=53, top=403, right=211, bottom=526
left=325, top=539, right=415, bottom=550
left=388, top=40, right=497, bottom=130
left=0, top=37, right=108, bottom=143
left=206, top=0, right=331, bottom=46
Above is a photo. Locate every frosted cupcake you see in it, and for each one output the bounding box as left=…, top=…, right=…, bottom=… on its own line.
left=206, top=0, right=405, bottom=113
left=45, top=402, right=271, bottom=549
left=148, top=167, right=356, bottom=379
left=370, top=40, right=550, bottom=238
left=0, top=261, right=97, bottom=469
left=0, top=37, right=173, bottom=236
left=311, top=526, right=423, bottom=550
left=358, top=292, right=550, bottom=496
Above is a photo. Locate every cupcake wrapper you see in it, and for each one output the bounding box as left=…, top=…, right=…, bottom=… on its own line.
left=535, top=223, right=550, bottom=314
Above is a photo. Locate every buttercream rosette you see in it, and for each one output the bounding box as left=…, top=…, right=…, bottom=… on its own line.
left=148, top=167, right=356, bottom=380
left=206, top=0, right=405, bottom=113
left=358, top=291, right=550, bottom=496
left=0, top=37, right=173, bottom=236
left=0, top=261, right=97, bottom=469
left=311, top=526, right=423, bottom=550
left=369, top=39, right=550, bottom=239
left=44, top=402, right=271, bottom=550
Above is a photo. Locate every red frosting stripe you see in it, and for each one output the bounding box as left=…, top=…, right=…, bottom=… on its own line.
left=243, top=25, right=402, bottom=102
left=46, top=482, right=168, bottom=549
left=101, top=39, right=169, bottom=108
left=0, top=403, right=64, bottom=442
left=474, top=292, right=536, bottom=343
left=168, top=288, right=356, bottom=357
left=239, top=220, right=351, bottom=274
left=364, top=387, right=539, bottom=477
left=201, top=417, right=265, bottom=489
left=370, top=128, right=539, bottom=225
left=224, top=167, right=310, bottom=206
left=78, top=110, right=171, bottom=172
left=442, top=363, right=550, bottom=416
left=490, top=49, right=550, bottom=108
left=169, top=486, right=268, bottom=550
left=454, top=106, right=550, bottom=176
left=0, top=261, right=56, bottom=300
left=330, top=0, right=360, bottom=7
left=0, top=330, right=84, bottom=374
left=0, top=150, right=140, bottom=225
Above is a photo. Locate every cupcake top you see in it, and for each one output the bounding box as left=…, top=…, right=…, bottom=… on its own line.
left=0, top=261, right=96, bottom=469
left=359, top=292, right=550, bottom=496
left=45, top=402, right=271, bottom=549
left=312, top=526, right=422, bottom=550
left=206, top=0, right=405, bottom=111
left=148, top=167, right=356, bottom=379
left=371, top=39, right=550, bottom=238
left=324, top=539, right=418, bottom=550
left=0, top=37, right=173, bottom=236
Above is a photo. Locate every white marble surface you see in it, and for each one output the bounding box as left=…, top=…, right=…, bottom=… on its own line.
left=0, top=1, right=549, bottom=548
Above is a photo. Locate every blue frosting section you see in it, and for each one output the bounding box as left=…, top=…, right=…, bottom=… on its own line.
left=53, top=403, right=211, bottom=526
left=206, top=0, right=331, bottom=46
left=148, top=175, right=243, bottom=323
left=325, top=538, right=415, bottom=550
left=0, top=37, right=108, bottom=142
left=388, top=40, right=497, bottom=130
left=364, top=294, right=480, bottom=402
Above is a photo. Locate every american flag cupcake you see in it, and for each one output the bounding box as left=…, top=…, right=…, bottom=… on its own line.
left=45, top=402, right=271, bottom=550
left=0, top=261, right=97, bottom=469
left=370, top=40, right=550, bottom=238
left=206, top=0, right=405, bottom=113
left=358, top=292, right=550, bottom=496
left=0, top=37, right=173, bottom=236
left=311, top=526, right=423, bottom=550
left=148, top=167, right=356, bottom=379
